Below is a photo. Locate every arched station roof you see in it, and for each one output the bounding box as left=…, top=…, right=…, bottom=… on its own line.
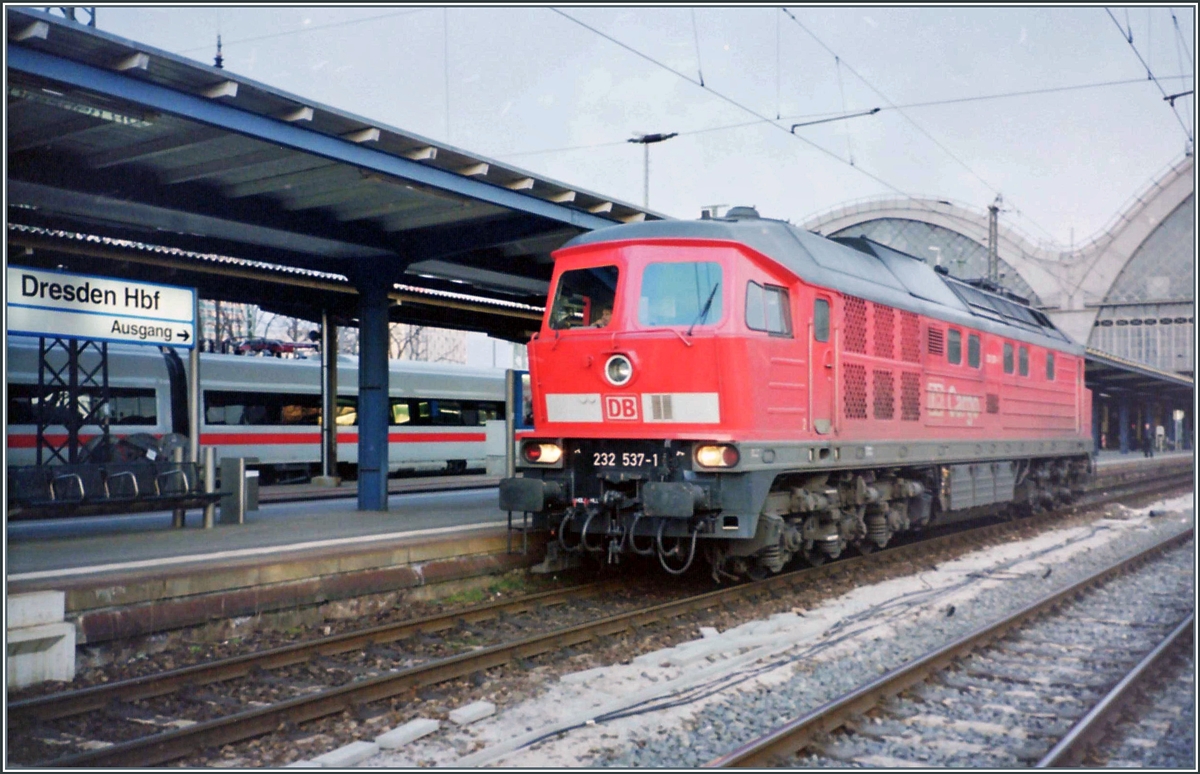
left=803, top=155, right=1195, bottom=377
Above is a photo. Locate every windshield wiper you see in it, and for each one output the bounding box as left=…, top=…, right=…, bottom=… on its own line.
left=686, top=283, right=720, bottom=337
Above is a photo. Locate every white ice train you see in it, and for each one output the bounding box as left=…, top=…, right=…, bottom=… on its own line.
left=6, top=336, right=507, bottom=482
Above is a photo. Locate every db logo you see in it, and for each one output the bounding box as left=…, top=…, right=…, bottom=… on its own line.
left=604, top=394, right=640, bottom=421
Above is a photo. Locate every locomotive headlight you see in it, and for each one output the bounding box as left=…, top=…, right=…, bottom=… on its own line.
left=523, top=442, right=563, bottom=465
left=604, top=354, right=633, bottom=386
left=695, top=444, right=740, bottom=468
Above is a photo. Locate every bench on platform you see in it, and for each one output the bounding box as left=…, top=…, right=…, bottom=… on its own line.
left=6, top=461, right=221, bottom=521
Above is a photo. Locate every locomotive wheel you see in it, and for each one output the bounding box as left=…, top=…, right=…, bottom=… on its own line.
left=801, top=546, right=826, bottom=567
left=854, top=539, right=877, bottom=556
left=746, top=562, right=771, bottom=581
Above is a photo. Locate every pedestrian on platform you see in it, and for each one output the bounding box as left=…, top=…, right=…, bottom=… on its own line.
left=1142, top=423, right=1154, bottom=458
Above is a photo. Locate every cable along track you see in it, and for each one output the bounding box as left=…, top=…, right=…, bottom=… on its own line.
left=9, top=467, right=1190, bottom=767
left=705, top=529, right=1194, bottom=768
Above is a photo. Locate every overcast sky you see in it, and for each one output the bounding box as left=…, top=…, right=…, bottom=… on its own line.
left=91, top=5, right=1195, bottom=249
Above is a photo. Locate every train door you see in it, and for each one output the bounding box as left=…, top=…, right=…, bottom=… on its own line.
left=810, top=294, right=835, bottom=435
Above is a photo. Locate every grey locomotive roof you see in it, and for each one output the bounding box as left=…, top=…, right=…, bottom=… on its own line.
left=562, top=216, right=1081, bottom=354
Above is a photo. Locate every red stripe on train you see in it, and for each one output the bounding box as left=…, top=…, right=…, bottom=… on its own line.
left=8, top=432, right=487, bottom=448
left=199, top=433, right=485, bottom=444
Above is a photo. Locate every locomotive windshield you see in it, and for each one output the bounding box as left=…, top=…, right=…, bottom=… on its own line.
left=638, top=261, right=723, bottom=328
left=549, top=265, right=619, bottom=330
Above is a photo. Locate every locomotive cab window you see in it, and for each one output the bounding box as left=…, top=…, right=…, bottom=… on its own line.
left=1003, top=342, right=1014, bottom=374
left=639, top=261, right=723, bottom=328
left=814, top=298, right=830, bottom=342
left=967, top=333, right=981, bottom=368
left=1046, top=352, right=1055, bottom=380
left=549, top=265, right=619, bottom=330
left=745, top=282, right=792, bottom=336
left=1019, top=345, right=1029, bottom=376
left=948, top=329, right=962, bottom=365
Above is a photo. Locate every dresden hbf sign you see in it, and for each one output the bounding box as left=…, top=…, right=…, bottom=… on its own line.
left=7, top=266, right=196, bottom=348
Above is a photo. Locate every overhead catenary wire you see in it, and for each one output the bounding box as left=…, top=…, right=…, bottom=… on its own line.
left=493, top=74, right=1193, bottom=160
left=1170, top=9, right=1194, bottom=70
left=1105, top=7, right=1194, bottom=144
left=692, top=8, right=705, bottom=87
left=1170, top=9, right=1194, bottom=140
left=779, top=7, right=1059, bottom=246
left=548, top=7, right=966, bottom=222
left=834, top=56, right=855, bottom=165
left=175, top=8, right=430, bottom=54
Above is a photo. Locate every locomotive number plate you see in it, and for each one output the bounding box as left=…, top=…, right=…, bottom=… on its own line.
left=574, top=440, right=672, bottom=475
left=593, top=451, right=663, bottom=468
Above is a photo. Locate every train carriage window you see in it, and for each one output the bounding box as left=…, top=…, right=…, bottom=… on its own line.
left=1003, top=343, right=1014, bottom=374
left=814, top=298, right=830, bottom=342
left=390, top=400, right=412, bottom=425
left=967, top=334, right=981, bottom=368
left=8, top=385, right=157, bottom=425
left=639, top=261, right=723, bottom=328
left=745, top=282, right=792, bottom=336
left=336, top=397, right=357, bottom=426
left=433, top=401, right=463, bottom=425
left=1046, top=352, right=1055, bottom=381
left=204, top=391, right=321, bottom=425
left=478, top=402, right=503, bottom=423
left=549, top=265, right=619, bottom=330
left=1019, top=345, right=1029, bottom=376
left=948, top=329, right=962, bottom=365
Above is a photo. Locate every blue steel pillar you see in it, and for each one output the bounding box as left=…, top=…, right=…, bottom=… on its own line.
left=1118, top=398, right=1130, bottom=454
left=1092, top=399, right=1102, bottom=452
left=357, top=280, right=390, bottom=511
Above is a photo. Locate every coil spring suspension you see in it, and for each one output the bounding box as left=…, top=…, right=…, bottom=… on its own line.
left=865, top=512, right=889, bottom=543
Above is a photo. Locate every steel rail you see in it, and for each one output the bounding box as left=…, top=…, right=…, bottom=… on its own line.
left=24, top=470, right=1191, bottom=767
left=703, top=527, right=1194, bottom=767
left=8, top=580, right=620, bottom=724
left=1036, top=612, right=1195, bottom=767
left=14, top=465, right=1182, bottom=726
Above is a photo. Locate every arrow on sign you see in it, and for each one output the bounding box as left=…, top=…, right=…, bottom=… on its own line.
left=178, top=330, right=191, bottom=342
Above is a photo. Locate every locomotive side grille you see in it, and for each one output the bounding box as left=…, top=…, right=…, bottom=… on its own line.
left=651, top=394, right=674, bottom=421
left=873, top=304, right=895, bottom=360
left=844, top=363, right=867, bottom=419
left=927, top=326, right=945, bottom=356
left=872, top=369, right=894, bottom=420
left=844, top=296, right=867, bottom=354
left=901, top=372, right=921, bottom=421
left=900, top=311, right=921, bottom=362
left=986, top=393, right=1000, bottom=414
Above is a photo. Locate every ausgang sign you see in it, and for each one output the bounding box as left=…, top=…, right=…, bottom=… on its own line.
left=7, top=266, right=196, bottom=348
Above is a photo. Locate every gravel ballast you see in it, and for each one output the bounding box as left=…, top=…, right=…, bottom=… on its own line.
left=355, top=492, right=1193, bottom=768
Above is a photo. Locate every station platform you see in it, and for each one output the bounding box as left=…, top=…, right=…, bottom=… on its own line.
left=5, top=453, right=1192, bottom=647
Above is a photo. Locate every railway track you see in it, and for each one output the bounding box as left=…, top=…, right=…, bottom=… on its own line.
left=704, top=531, right=1193, bottom=768
left=9, top=465, right=1190, bottom=767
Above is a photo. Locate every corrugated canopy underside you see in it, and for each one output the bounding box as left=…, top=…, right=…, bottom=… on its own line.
left=5, top=7, right=662, bottom=340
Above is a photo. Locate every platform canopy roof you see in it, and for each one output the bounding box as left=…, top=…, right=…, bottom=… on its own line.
left=5, top=7, right=665, bottom=340
left=1085, top=347, right=1194, bottom=403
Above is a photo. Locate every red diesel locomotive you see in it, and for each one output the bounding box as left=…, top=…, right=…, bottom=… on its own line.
left=500, top=208, right=1093, bottom=579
